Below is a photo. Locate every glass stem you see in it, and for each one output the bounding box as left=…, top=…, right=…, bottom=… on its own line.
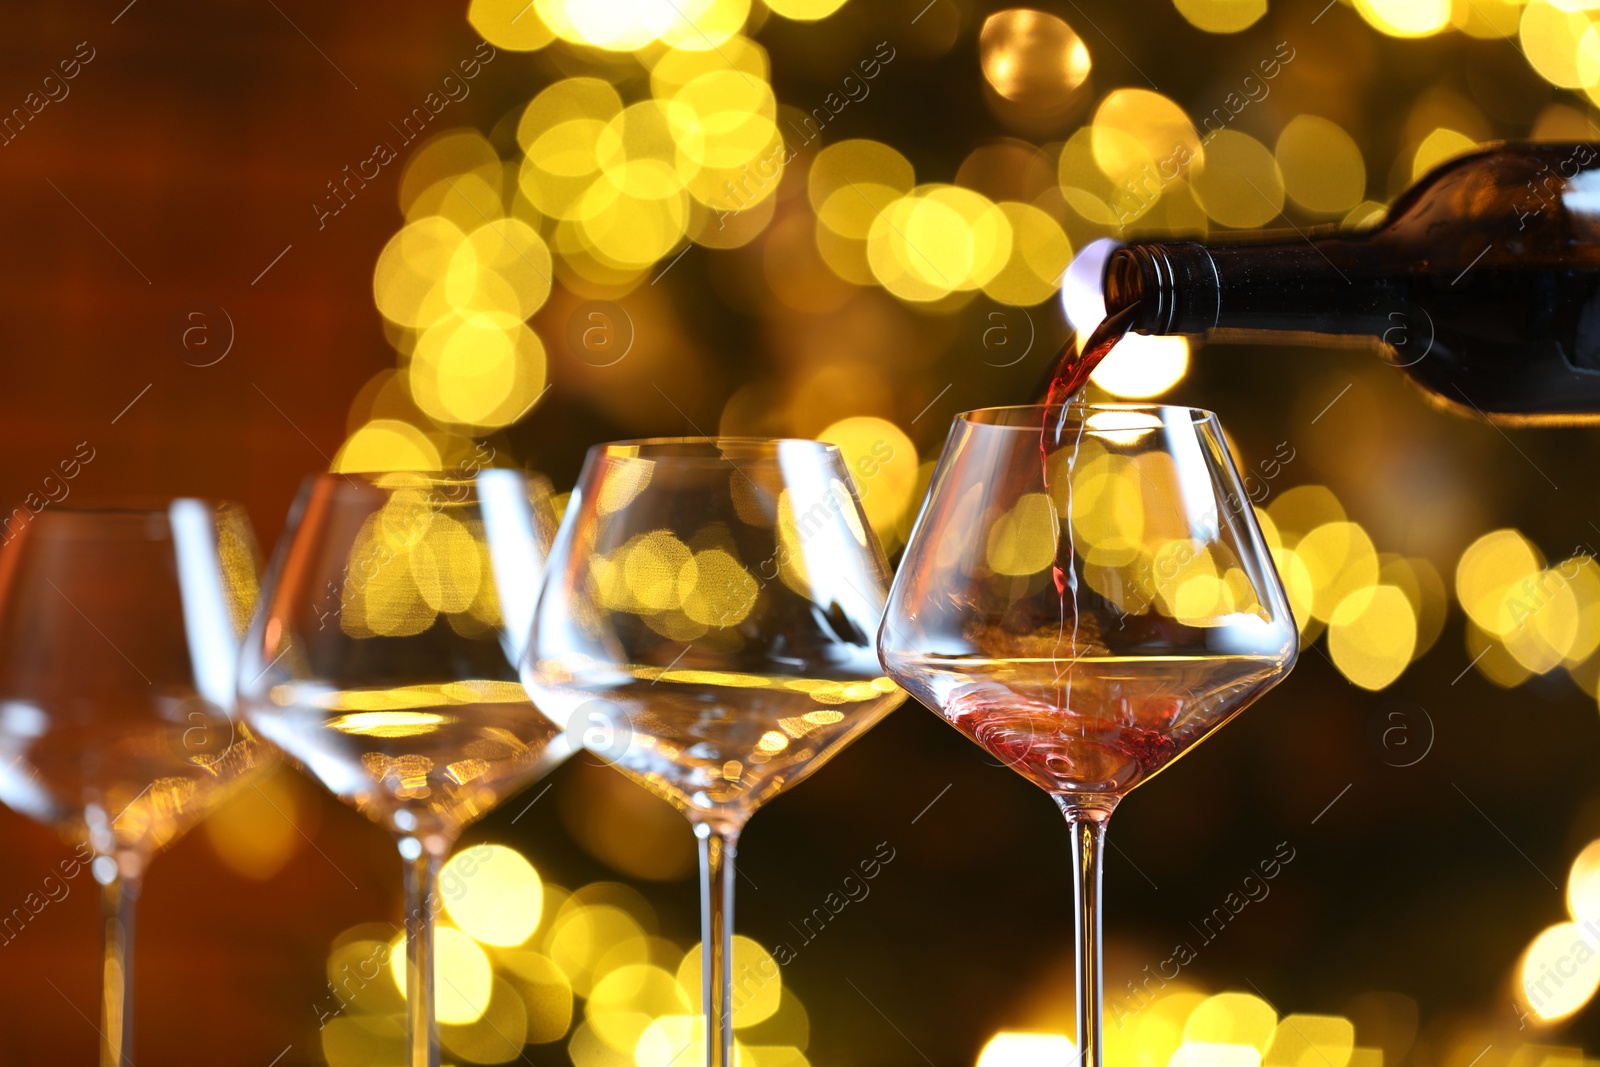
left=1059, top=801, right=1113, bottom=1067
left=695, top=821, right=740, bottom=1067
left=98, top=857, right=140, bottom=1067
left=400, top=833, right=453, bottom=1067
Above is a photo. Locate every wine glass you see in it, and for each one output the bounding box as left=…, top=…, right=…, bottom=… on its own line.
left=878, top=405, right=1298, bottom=1065
left=0, top=501, right=271, bottom=1067
left=238, top=470, right=569, bottom=1067
left=523, top=438, right=906, bottom=1067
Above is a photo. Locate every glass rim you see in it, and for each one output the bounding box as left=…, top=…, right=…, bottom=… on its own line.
left=956, top=402, right=1221, bottom=428
left=18, top=497, right=238, bottom=517
left=593, top=436, right=843, bottom=461
left=295, top=469, right=525, bottom=489
left=0, top=500, right=246, bottom=545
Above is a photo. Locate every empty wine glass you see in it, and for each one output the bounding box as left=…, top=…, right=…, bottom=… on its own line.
left=523, top=438, right=905, bottom=1067
left=878, top=405, right=1298, bottom=1065
left=0, top=501, right=271, bottom=1067
left=238, top=470, right=569, bottom=1067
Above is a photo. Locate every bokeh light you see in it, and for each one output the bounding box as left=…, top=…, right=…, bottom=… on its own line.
left=442, top=844, right=544, bottom=946
left=1190, top=131, right=1285, bottom=229
left=1520, top=922, right=1600, bottom=1022
left=1328, top=584, right=1417, bottom=690
left=819, top=416, right=919, bottom=548
left=203, top=767, right=304, bottom=880
left=1569, top=839, right=1600, bottom=923
left=979, top=10, right=1092, bottom=111
left=676, top=936, right=782, bottom=1027
left=1262, top=1015, right=1356, bottom=1067
left=320, top=842, right=809, bottom=1064
left=1185, top=992, right=1278, bottom=1051
left=1411, top=127, right=1479, bottom=180
left=977, top=1031, right=1076, bottom=1066
left=388, top=924, right=495, bottom=1025
left=1520, top=0, right=1600, bottom=89
left=765, top=0, right=848, bottom=21
left=1446, top=531, right=1593, bottom=675
left=1093, top=89, right=1204, bottom=186
left=1357, top=0, right=1453, bottom=37
left=1174, top=0, right=1268, bottom=32
left=468, top=0, right=556, bottom=51
left=334, top=420, right=444, bottom=473
left=1276, top=116, right=1367, bottom=216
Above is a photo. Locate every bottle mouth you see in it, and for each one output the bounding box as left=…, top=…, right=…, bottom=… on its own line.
left=1105, top=245, right=1176, bottom=332
left=1103, top=243, right=1218, bottom=334
left=1103, top=248, right=1147, bottom=320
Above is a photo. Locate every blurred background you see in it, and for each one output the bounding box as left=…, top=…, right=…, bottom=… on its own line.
left=4, top=0, right=1600, bottom=1064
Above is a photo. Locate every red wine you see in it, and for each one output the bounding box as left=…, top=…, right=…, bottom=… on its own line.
left=1101, top=143, right=1600, bottom=424
left=900, top=655, right=1285, bottom=795
left=1041, top=299, right=1145, bottom=412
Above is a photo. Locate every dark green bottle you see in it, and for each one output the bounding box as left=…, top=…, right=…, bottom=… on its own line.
left=1102, top=143, right=1600, bottom=425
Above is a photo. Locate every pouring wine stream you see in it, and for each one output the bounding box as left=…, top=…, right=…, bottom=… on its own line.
left=1037, top=300, right=1142, bottom=722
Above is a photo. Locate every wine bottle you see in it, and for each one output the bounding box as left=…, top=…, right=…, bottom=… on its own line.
left=1092, top=142, right=1600, bottom=425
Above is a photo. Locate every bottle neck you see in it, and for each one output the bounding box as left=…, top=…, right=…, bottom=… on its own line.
left=1106, top=238, right=1405, bottom=338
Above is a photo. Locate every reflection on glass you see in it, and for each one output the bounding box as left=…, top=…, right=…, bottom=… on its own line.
left=0, top=501, right=272, bottom=1067
left=525, top=438, right=905, bottom=1067
left=239, top=471, right=569, bottom=1067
